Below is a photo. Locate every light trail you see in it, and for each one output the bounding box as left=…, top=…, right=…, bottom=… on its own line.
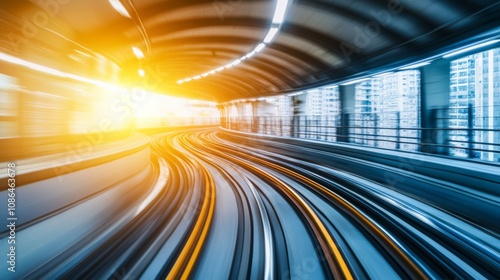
left=7, top=127, right=499, bottom=279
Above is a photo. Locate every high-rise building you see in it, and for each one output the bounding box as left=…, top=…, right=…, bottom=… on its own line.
left=353, top=70, right=421, bottom=151
left=306, top=89, right=323, bottom=115
left=301, top=86, right=340, bottom=140
left=265, top=95, right=293, bottom=116
left=449, top=47, right=500, bottom=161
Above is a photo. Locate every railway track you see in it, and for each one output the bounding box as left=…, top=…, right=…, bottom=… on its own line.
left=13, top=127, right=499, bottom=279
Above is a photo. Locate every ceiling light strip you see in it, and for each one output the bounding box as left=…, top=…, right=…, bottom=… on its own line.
left=442, top=39, right=500, bottom=58
left=398, top=61, right=431, bottom=70
left=132, top=47, right=145, bottom=59
left=108, top=0, right=131, bottom=18
left=0, top=52, right=118, bottom=90
left=177, top=0, right=289, bottom=85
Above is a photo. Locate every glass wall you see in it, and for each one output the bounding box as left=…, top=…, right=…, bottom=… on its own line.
left=223, top=49, right=500, bottom=162
left=229, top=71, right=421, bottom=150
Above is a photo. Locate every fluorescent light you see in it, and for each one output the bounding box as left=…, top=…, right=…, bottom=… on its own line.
left=341, top=77, right=369, bottom=85
left=202, top=73, right=209, bottom=77
left=232, top=59, right=241, bottom=66
left=0, top=52, right=120, bottom=89
left=132, top=47, right=144, bottom=59
left=193, top=75, right=201, bottom=80
left=246, top=51, right=256, bottom=59
left=255, top=43, right=266, bottom=53
left=399, top=61, right=431, bottom=70
left=138, top=69, right=145, bottom=77
left=0, top=52, right=68, bottom=78
left=273, top=0, right=288, bottom=24
left=175, top=0, right=289, bottom=82
left=443, top=39, right=500, bottom=58
left=184, top=78, right=192, bottom=82
left=264, top=27, right=279, bottom=43
left=177, top=80, right=184, bottom=84
left=373, top=72, right=394, bottom=78
left=108, top=0, right=131, bottom=18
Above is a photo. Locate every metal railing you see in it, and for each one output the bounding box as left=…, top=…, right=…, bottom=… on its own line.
left=222, top=108, right=500, bottom=162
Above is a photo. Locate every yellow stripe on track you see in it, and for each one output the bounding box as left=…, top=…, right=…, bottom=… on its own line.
left=202, top=132, right=428, bottom=279
left=166, top=146, right=216, bottom=280
left=228, top=156, right=354, bottom=280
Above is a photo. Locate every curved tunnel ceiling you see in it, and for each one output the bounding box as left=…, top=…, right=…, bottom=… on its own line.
left=4, top=0, right=500, bottom=102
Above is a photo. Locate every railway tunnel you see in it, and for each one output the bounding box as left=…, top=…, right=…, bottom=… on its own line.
left=0, top=0, right=499, bottom=279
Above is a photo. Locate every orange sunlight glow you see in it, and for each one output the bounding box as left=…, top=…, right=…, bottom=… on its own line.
left=0, top=51, right=219, bottom=140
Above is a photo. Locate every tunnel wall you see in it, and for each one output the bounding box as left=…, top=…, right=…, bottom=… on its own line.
left=0, top=133, right=153, bottom=277
left=0, top=133, right=151, bottom=230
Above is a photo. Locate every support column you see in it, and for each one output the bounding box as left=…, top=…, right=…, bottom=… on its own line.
left=222, top=104, right=238, bottom=129
left=250, top=102, right=259, bottom=133
left=235, top=102, right=245, bottom=125
left=229, top=104, right=238, bottom=130
left=338, top=84, right=356, bottom=142
left=291, top=93, right=307, bottom=138
left=420, top=59, right=451, bottom=155
left=251, top=101, right=275, bottom=134
left=235, top=102, right=253, bottom=131
left=216, top=105, right=227, bottom=127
